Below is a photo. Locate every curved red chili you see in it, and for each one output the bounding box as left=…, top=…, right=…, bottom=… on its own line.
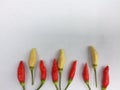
left=37, top=60, right=47, bottom=90
left=64, top=60, right=77, bottom=90
left=82, top=63, right=91, bottom=90
left=69, top=61, right=77, bottom=80
left=102, top=66, right=109, bottom=90
left=17, top=60, right=25, bottom=90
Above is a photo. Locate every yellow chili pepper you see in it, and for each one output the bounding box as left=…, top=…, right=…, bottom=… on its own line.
left=58, top=49, right=65, bottom=70
left=89, top=46, right=98, bottom=87
left=58, top=49, right=65, bottom=90
left=28, top=48, right=37, bottom=85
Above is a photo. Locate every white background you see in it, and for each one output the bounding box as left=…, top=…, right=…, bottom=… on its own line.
left=0, top=0, right=120, bottom=90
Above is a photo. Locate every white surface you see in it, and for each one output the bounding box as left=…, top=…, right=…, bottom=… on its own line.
left=0, top=0, right=120, bottom=90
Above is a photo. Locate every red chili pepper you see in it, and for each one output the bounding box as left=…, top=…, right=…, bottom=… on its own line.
left=37, top=60, right=47, bottom=90
left=52, top=58, right=59, bottom=90
left=40, top=60, right=47, bottom=80
left=68, top=61, right=77, bottom=80
left=82, top=63, right=91, bottom=90
left=102, top=66, right=109, bottom=90
left=64, top=60, right=77, bottom=90
left=17, top=61, right=25, bottom=90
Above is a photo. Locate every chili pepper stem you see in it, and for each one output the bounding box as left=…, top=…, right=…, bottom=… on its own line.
left=85, top=82, right=91, bottom=90
left=102, top=87, right=106, bottom=90
left=20, top=82, right=25, bottom=90
left=54, top=82, right=59, bottom=90
left=22, top=85, right=25, bottom=90
left=59, top=70, right=62, bottom=90
left=64, top=80, right=72, bottom=90
left=30, top=67, right=34, bottom=85
left=94, top=67, right=97, bottom=87
left=37, top=80, right=45, bottom=90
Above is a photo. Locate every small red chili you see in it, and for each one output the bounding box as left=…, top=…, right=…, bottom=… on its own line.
left=64, top=60, right=77, bottom=90
left=102, top=66, right=109, bottom=90
left=82, top=63, right=89, bottom=81
left=82, top=63, right=91, bottom=90
left=40, top=60, right=47, bottom=80
left=17, top=60, right=25, bottom=90
left=37, top=60, right=47, bottom=90
left=52, top=58, right=58, bottom=82
left=69, top=61, right=77, bottom=80
left=52, top=58, right=59, bottom=90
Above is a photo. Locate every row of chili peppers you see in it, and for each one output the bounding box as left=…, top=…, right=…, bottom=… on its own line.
left=17, top=46, right=109, bottom=90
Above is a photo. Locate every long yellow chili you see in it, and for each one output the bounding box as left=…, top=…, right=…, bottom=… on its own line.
left=89, top=46, right=98, bottom=87
left=58, top=49, right=65, bottom=90
left=28, top=48, right=37, bottom=85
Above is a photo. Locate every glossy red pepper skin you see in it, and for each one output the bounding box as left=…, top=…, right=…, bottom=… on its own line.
left=82, top=63, right=89, bottom=82
left=40, top=60, right=47, bottom=81
left=64, top=61, right=77, bottom=90
left=52, top=58, right=58, bottom=82
left=17, top=61, right=25, bottom=90
left=69, top=61, right=77, bottom=80
left=82, top=63, right=91, bottom=90
left=102, top=66, right=109, bottom=90
left=17, top=61, right=25, bottom=83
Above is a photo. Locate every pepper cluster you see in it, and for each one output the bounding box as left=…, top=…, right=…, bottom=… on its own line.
left=17, top=47, right=110, bottom=90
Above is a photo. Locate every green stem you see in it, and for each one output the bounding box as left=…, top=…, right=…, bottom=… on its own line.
left=54, top=82, right=59, bottom=90
left=59, top=70, right=62, bottom=90
left=30, top=67, right=34, bottom=85
left=20, top=82, right=25, bottom=90
left=94, top=68, right=97, bottom=87
left=102, top=87, right=106, bottom=90
left=22, top=85, right=25, bottom=90
left=36, top=81, right=45, bottom=90
left=86, top=82, right=91, bottom=90
left=64, top=80, right=71, bottom=90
